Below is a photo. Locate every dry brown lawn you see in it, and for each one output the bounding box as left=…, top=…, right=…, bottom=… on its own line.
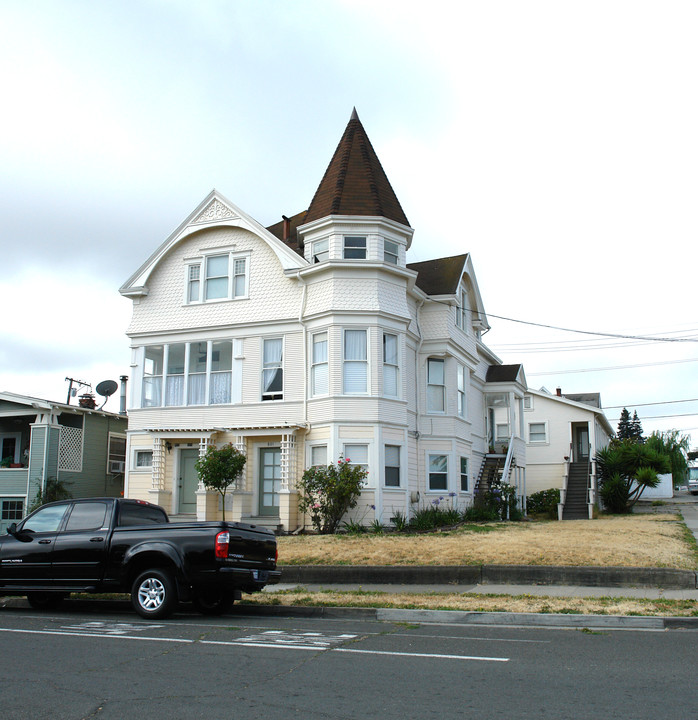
left=278, top=514, right=697, bottom=569
left=242, top=588, right=698, bottom=617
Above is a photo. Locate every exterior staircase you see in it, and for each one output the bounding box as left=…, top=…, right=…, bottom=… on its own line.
left=562, top=461, right=590, bottom=519
left=474, top=455, right=506, bottom=498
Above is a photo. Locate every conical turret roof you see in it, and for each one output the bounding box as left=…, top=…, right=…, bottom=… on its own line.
left=304, top=109, right=410, bottom=227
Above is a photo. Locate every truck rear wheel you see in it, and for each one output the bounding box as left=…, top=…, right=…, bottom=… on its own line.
left=193, top=588, right=234, bottom=616
left=131, top=569, right=177, bottom=619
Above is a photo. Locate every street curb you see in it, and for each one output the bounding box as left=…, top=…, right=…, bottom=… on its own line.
left=230, top=603, right=698, bottom=629
left=278, top=565, right=698, bottom=589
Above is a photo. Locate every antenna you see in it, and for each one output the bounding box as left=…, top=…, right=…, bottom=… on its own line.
left=95, top=380, right=119, bottom=410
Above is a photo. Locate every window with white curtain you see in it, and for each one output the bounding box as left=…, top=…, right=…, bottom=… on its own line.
left=262, top=338, right=283, bottom=401
left=165, top=344, right=185, bottom=406
left=383, top=333, right=398, bottom=397
left=188, top=342, right=207, bottom=405
left=427, top=358, right=445, bottom=413
left=311, top=332, right=328, bottom=396
left=343, top=329, right=367, bottom=394
left=210, top=340, right=232, bottom=404
left=141, top=341, right=234, bottom=408
left=142, top=346, right=163, bottom=407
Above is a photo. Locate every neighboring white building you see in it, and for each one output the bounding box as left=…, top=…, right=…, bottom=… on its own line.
left=524, top=387, right=613, bottom=518
left=119, top=111, right=527, bottom=531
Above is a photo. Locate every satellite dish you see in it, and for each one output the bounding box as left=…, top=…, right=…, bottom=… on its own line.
left=96, top=380, right=118, bottom=398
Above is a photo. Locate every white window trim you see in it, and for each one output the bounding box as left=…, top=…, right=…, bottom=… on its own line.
left=308, top=444, right=328, bottom=468
left=184, top=251, right=250, bottom=305
left=383, top=239, right=399, bottom=265
left=261, top=336, right=284, bottom=402
left=528, top=421, right=549, bottom=444
left=311, top=331, right=329, bottom=397
left=312, top=238, right=329, bottom=264
left=426, top=358, right=446, bottom=414
left=343, top=328, right=369, bottom=395
left=0, top=432, right=22, bottom=465
left=456, top=286, right=468, bottom=332
left=343, top=442, right=372, bottom=488
left=343, top=235, right=367, bottom=260
left=382, top=332, right=399, bottom=398
left=384, top=444, right=401, bottom=488
left=132, top=448, right=154, bottom=471
left=457, top=364, right=467, bottom=418
left=524, top=394, right=534, bottom=411
left=459, top=456, right=470, bottom=493
left=427, top=452, right=449, bottom=493
left=107, top=433, right=127, bottom=474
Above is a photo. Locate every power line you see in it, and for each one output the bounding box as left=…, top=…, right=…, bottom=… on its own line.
left=527, top=357, right=698, bottom=376
left=476, top=310, right=698, bottom=343
left=604, top=398, right=698, bottom=409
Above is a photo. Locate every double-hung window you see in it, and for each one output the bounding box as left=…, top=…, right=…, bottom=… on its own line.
left=343, top=329, right=367, bottom=394
left=311, top=332, right=328, bottom=396
left=262, top=338, right=283, bottom=401
left=383, top=333, right=399, bottom=397
left=343, top=236, right=366, bottom=259
left=529, top=422, right=547, bottom=443
left=310, top=445, right=328, bottom=467
left=344, top=444, right=368, bottom=476
left=383, top=239, right=399, bottom=264
left=384, top=445, right=400, bottom=487
left=427, top=358, right=445, bottom=413
left=187, top=254, right=248, bottom=303
left=428, top=454, right=448, bottom=491
left=457, top=364, right=466, bottom=417
left=188, top=342, right=207, bottom=405
left=460, top=457, right=469, bottom=492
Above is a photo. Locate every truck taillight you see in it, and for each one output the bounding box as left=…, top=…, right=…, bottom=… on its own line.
left=215, top=531, right=230, bottom=559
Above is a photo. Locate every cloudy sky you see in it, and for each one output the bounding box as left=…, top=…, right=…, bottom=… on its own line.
left=1, top=0, right=696, bottom=442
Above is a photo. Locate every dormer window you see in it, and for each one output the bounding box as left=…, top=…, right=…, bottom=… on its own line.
left=312, top=238, right=329, bottom=263
left=343, top=236, right=366, bottom=259
left=383, top=239, right=399, bottom=265
left=455, top=286, right=468, bottom=331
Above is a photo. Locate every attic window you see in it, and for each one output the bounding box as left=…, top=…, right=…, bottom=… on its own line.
left=186, top=253, right=249, bottom=304
left=383, top=240, right=399, bottom=265
left=343, top=236, right=366, bottom=260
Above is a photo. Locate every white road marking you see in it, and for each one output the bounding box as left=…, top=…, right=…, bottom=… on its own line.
left=334, top=648, right=509, bottom=662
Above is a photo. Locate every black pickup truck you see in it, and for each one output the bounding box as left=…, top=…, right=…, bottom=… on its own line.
left=0, top=497, right=280, bottom=618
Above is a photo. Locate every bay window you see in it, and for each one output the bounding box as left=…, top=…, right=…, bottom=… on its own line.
left=343, top=236, right=366, bottom=259
left=343, top=329, right=367, bottom=394
left=427, top=358, right=445, bottom=413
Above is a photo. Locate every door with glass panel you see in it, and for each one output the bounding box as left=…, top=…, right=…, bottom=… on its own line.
left=178, top=449, right=199, bottom=515
left=259, top=448, right=281, bottom=516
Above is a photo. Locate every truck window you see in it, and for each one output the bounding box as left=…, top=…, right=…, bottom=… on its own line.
left=118, top=503, right=168, bottom=526
left=65, top=502, right=109, bottom=531
left=22, top=504, right=69, bottom=533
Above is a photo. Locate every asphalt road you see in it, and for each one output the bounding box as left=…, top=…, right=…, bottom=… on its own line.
left=2, top=603, right=697, bottom=720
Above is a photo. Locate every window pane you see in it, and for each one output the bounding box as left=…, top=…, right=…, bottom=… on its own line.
left=206, top=255, right=228, bottom=277
left=167, top=344, right=185, bottom=374
left=427, top=385, right=445, bottom=412
left=344, top=445, right=368, bottom=464
left=384, top=240, right=399, bottom=264
left=135, top=451, right=153, bottom=467
left=344, top=236, right=366, bottom=259
left=23, top=504, right=69, bottom=533
left=429, top=455, right=447, bottom=473
left=144, top=346, right=164, bottom=376
left=344, top=330, right=366, bottom=360
left=311, top=445, right=327, bottom=466
left=383, top=334, right=397, bottom=365
left=210, top=372, right=231, bottom=404
left=66, top=502, right=108, bottom=531
left=188, top=373, right=206, bottom=405
left=384, top=365, right=398, bottom=396
left=313, top=334, right=328, bottom=363
left=312, top=364, right=328, bottom=395
left=205, top=276, right=228, bottom=300
left=385, top=445, right=400, bottom=465
left=428, top=358, right=444, bottom=384
left=211, top=341, right=232, bottom=371
left=343, top=362, right=367, bottom=393
left=313, top=239, right=329, bottom=263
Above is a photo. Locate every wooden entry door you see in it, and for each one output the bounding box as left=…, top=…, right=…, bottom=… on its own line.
left=178, top=449, right=199, bottom=514
left=259, top=447, right=281, bottom=516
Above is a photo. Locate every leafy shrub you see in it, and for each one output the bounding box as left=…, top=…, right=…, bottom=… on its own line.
left=298, top=457, right=367, bottom=534
left=410, top=495, right=462, bottom=531
left=390, top=510, right=409, bottom=532
left=527, top=488, right=561, bottom=518
left=463, top=505, right=500, bottom=522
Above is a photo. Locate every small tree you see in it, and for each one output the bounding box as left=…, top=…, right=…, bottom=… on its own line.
left=297, top=457, right=367, bottom=534
left=646, top=430, right=690, bottom=485
left=617, top=408, right=633, bottom=440
left=629, top=411, right=644, bottom=442
left=195, top=443, right=246, bottom=521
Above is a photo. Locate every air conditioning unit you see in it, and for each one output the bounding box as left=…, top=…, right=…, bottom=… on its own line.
left=110, top=460, right=125, bottom=474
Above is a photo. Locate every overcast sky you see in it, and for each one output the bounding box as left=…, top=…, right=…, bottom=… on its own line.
left=1, top=0, right=696, bottom=444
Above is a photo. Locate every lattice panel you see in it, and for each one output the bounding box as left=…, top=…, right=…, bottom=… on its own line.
left=59, top=426, right=83, bottom=471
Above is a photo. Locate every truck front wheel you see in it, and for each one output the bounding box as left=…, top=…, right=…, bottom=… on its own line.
left=131, top=569, right=177, bottom=619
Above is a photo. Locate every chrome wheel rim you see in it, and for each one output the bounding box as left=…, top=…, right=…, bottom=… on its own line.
left=137, top=577, right=165, bottom=610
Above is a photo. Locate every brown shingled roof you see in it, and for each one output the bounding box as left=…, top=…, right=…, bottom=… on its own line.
left=304, top=109, right=410, bottom=227
left=486, top=364, right=524, bottom=383
left=266, top=210, right=307, bottom=257
left=407, top=254, right=469, bottom=295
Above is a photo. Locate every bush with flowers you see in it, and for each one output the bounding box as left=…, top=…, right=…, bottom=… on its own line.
left=298, top=456, right=368, bottom=534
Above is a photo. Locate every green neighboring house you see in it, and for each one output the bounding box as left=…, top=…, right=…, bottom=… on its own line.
left=0, top=392, right=127, bottom=532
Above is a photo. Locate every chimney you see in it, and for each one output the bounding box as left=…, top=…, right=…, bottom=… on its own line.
left=282, top=215, right=290, bottom=241
left=119, top=375, right=128, bottom=415
left=556, top=387, right=562, bottom=397
left=78, top=393, right=97, bottom=409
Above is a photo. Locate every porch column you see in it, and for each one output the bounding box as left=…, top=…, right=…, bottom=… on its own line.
left=278, top=432, right=299, bottom=532
left=147, top=437, right=171, bottom=509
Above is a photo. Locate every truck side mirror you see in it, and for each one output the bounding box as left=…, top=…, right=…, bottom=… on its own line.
left=7, top=523, right=17, bottom=536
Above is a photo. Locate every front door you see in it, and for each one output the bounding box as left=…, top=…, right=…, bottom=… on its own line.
left=574, top=425, right=590, bottom=462
left=178, top=449, right=199, bottom=515
left=259, top=447, right=281, bottom=516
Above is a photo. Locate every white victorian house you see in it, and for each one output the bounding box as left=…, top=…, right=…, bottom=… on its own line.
left=120, top=110, right=527, bottom=531
left=524, top=387, right=613, bottom=519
